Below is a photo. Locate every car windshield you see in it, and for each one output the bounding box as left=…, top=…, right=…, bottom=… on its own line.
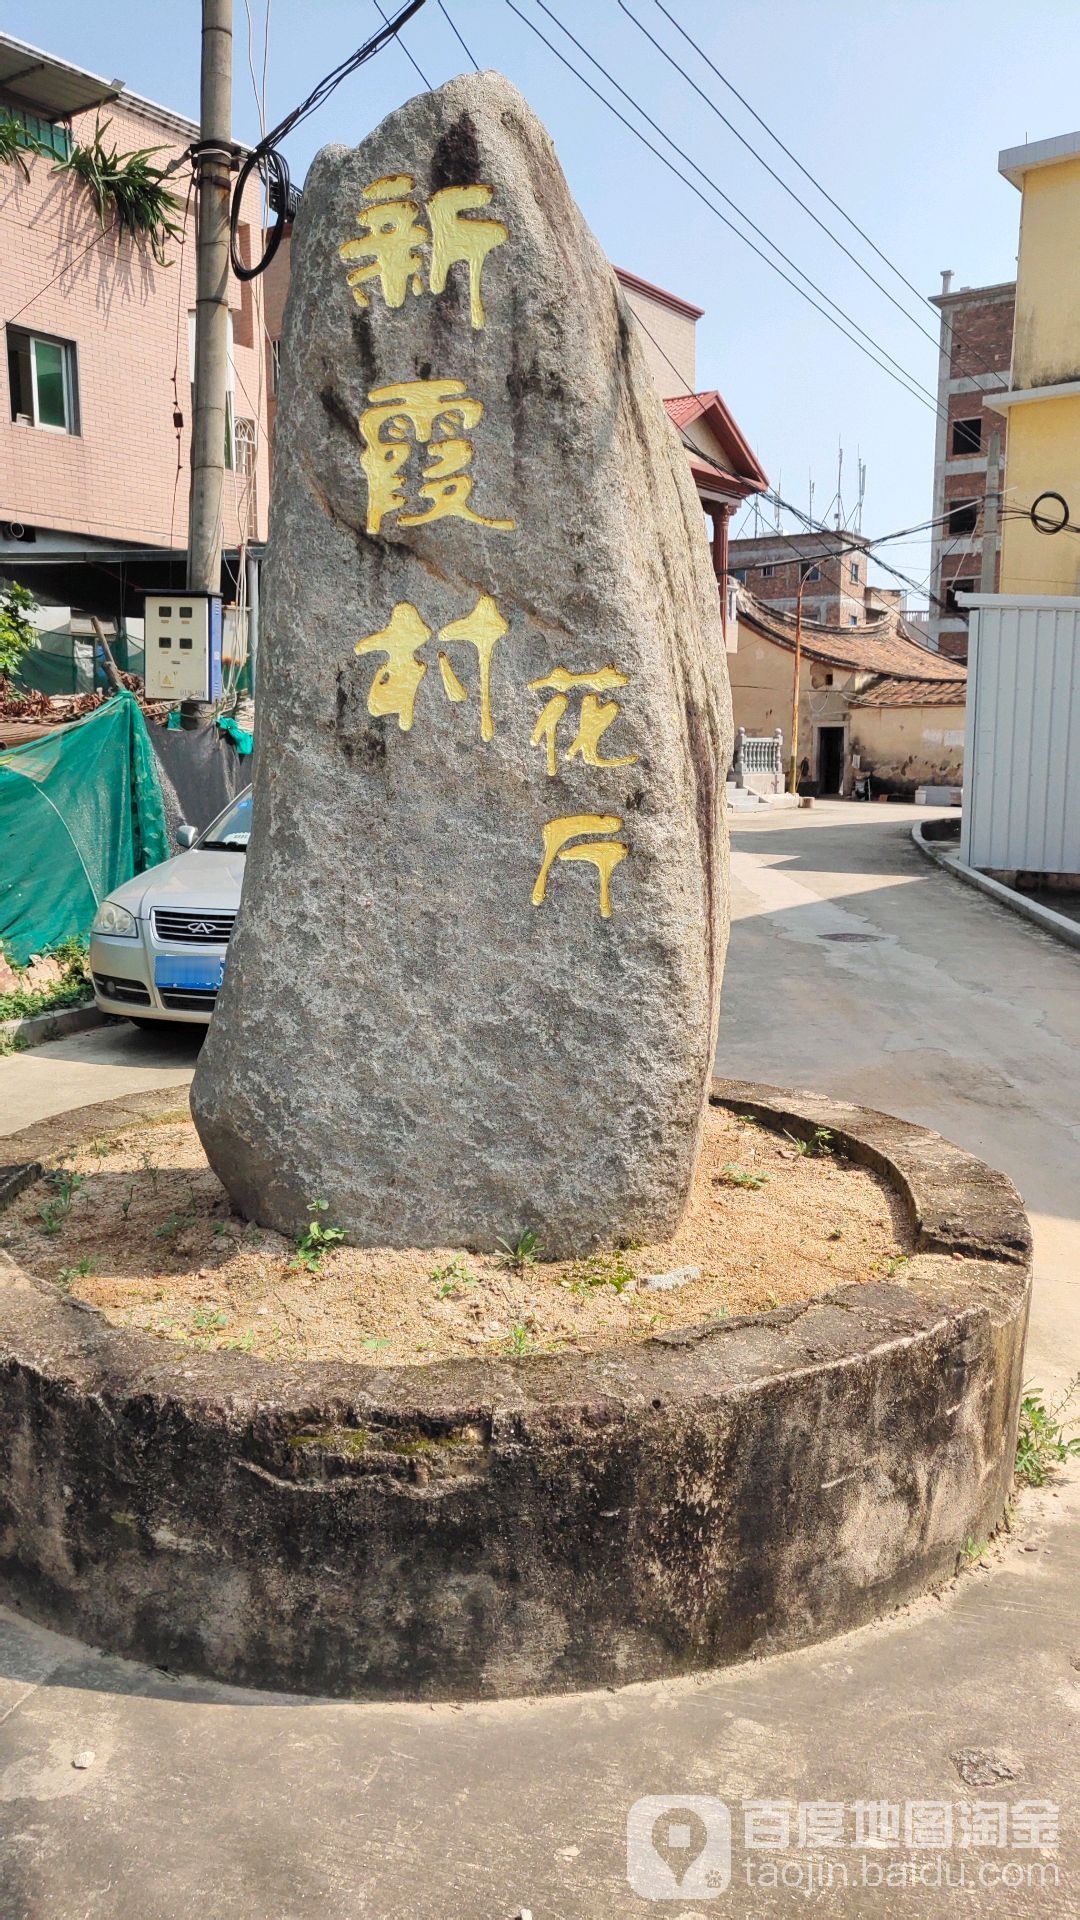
left=200, top=790, right=252, bottom=851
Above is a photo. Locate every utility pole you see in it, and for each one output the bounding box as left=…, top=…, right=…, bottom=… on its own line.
left=187, top=0, right=233, bottom=601
left=980, top=428, right=1002, bottom=593
left=788, top=568, right=807, bottom=795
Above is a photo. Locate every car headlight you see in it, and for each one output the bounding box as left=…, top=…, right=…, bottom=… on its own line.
left=91, top=900, right=139, bottom=938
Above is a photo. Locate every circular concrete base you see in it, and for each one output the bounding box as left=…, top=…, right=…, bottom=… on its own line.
left=0, top=1081, right=1030, bottom=1700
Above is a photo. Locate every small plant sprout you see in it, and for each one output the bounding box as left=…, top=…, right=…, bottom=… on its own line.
left=37, top=1168, right=84, bottom=1235
left=569, top=1252, right=635, bottom=1295
left=119, top=1184, right=136, bottom=1221
left=361, top=1337, right=390, bottom=1354
left=827, top=1225, right=844, bottom=1241
left=507, top=1321, right=535, bottom=1356
left=56, top=1257, right=94, bottom=1290
left=290, top=1199, right=347, bottom=1273
left=154, top=1211, right=195, bottom=1243
left=430, top=1256, right=477, bottom=1298
left=495, top=1228, right=542, bottom=1271
left=784, top=1127, right=835, bottom=1158
left=1014, top=1376, right=1080, bottom=1488
left=716, top=1163, right=769, bottom=1191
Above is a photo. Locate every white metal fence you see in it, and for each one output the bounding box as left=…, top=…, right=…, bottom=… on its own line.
left=961, top=594, right=1080, bottom=873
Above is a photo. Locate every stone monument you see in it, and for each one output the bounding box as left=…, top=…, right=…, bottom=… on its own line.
left=191, top=71, right=732, bottom=1253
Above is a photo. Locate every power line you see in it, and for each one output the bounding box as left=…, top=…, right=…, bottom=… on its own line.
left=438, top=0, right=481, bottom=70
left=616, top=2, right=940, bottom=351
left=374, top=0, right=434, bottom=89
left=622, top=290, right=958, bottom=623
left=644, top=0, right=1005, bottom=403
left=508, top=1, right=946, bottom=419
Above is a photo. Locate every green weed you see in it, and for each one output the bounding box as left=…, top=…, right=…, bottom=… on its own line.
left=716, top=1162, right=769, bottom=1190
left=154, top=1211, right=195, bottom=1243
left=507, top=1321, right=535, bottom=1356
left=784, top=1127, right=835, bottom=1157
left=1015, top=1377, right=1080, bottom=1488
left=568, top=1252, right=636, bottom=1295
left=290, top=1198, right=346, bottom=1273
left=56, top=1257, right=95, bottom=1290
left=431, top=1255, right=477, bottom=1298
left=495, top=1228, right=542, bottom=1271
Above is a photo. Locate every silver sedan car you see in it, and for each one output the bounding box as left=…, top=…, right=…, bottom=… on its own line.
left=90, top=789, right=250, bottom=1026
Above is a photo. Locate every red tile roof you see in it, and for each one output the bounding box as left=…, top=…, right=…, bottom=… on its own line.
left=663, top=392, right=769, bottom=495
left=850, top=676, right=966, bottom=708
left=736, top=587, right=965, bottom=682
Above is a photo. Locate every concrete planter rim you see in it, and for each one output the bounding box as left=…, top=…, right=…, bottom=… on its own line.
left=0, top=1079, right=1032, bottom=1701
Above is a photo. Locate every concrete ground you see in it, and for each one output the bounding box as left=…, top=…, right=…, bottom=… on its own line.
left=0, top=1021, right=200, bottom=1138
left=1, top=802, right=1077, bottom=1920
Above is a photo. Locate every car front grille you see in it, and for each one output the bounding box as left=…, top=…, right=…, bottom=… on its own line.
left=93, top=973, right=152, bottom=1006
left=158, top=987, right=219, bottom=1012
left=152, top=908, right=236, bottom=945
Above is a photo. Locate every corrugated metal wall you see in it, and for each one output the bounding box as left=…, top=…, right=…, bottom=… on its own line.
left=962, top=597, right=1080, bottom=872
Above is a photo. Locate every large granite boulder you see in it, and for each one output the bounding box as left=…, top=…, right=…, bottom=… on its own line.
left=191, top=71, right=732, bottom=1254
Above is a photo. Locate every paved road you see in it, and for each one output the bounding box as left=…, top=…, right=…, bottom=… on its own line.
left=1, top=804, right=1077, bottom=1920
left=0, top=1021, right=200, bottom=1137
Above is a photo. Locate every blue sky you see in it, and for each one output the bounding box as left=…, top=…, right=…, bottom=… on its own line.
left=9, top=2, right=1080, bottom=599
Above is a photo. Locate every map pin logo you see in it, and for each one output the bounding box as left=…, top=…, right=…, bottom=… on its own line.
left=651, top=1807, right=709, bottom=1888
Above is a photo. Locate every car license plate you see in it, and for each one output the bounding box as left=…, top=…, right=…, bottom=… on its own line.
left=155, top=953, right=226, bottom=992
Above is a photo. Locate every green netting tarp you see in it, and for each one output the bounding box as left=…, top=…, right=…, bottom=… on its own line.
left=0, top=691, right=170, bottom=965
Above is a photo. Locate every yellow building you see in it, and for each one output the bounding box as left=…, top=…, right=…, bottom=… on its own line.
left=993, top=132, right=1080, bottom=594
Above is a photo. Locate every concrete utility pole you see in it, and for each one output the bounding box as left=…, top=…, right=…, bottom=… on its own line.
left=981, top=428, right=1002, bottom=593
left=187, top=0, right=233, bottom=598
left=788, top=569, right=807, bottom=795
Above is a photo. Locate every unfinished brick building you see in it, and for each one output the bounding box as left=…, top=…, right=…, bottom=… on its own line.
left=927, top=274, right=1016, bottom=660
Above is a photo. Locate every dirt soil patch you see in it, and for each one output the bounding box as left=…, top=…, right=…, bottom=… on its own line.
left=1, top=1106, right=913, bottom=1365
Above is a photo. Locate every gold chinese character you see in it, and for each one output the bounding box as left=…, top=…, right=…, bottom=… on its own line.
left=532, top=814, right=628, bottom=919
left=359, top=378, right=515, bottom=537
left=353, top=601, right=432, bottom=730
left=339, top=176, right=428, bottom=311
left=438, top=594, right=507, bottom=742
left=528, top=666, right=638, bottom=777
left=340, top=176, right=506, bottom=329
left=427, top=184, right=507, bottom=329
left=353, top=594, right=508, bottom=738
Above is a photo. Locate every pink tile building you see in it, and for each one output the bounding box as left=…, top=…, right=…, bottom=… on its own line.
left=0, top=34, right=270, bottom=623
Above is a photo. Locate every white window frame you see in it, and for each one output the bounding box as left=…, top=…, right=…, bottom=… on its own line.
left=8, top=327, right=79, bottom=434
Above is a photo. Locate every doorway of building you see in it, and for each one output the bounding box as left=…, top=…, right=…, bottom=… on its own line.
left=817, top=726, right=846, bottom=794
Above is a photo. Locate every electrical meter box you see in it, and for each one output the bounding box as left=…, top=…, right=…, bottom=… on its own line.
left=143, top=592, right=223, bottom=701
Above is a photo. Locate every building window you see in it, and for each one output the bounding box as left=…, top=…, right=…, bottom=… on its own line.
left=759, top=563, right=774, bottom=578
left=946, top=576, right=976, bottom=612
left=234, top=415, right=257, bottom=476
left=7, top=327, right=80, bottom=433
left=951, top=416, right=981, bottom=456
left=1, top=104, right=72, bottom=160
left=849, top=615, right=858, bottom=627
left=800, top=562, right=821, bottom=582
left=946, top=498, right=978, bottom=536
left=268, top=336, right=281, bottom=396
left=730, top=568, right=745, bottom=584
left=849, top=560, right=859, bottom=583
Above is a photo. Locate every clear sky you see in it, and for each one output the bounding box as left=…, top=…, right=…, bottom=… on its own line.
left=8, top=1, right=1080, bottom=600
